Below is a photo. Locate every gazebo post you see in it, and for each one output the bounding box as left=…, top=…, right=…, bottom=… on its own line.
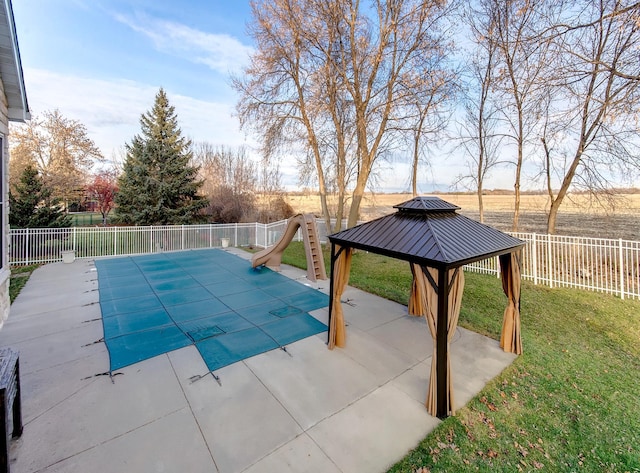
left=436, top=267, right=450, bottom=418
left=327, top=242, right=337, bottom=345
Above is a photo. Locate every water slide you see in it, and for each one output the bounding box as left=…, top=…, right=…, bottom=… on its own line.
left=251, top=214, right=327, bottom=281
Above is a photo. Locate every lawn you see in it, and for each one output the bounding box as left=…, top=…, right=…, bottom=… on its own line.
left=281, top=242, right=640, bottom=472
left=69, top=212, right=110, bottom=226
left=9, top=264, right=40, bottom=303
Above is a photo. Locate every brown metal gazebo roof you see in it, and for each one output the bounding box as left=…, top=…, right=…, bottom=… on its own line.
left=328, top=196, right=524, bottom=269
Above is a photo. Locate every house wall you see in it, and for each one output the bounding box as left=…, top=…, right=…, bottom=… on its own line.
left=0, top=77, right=11, bottom=329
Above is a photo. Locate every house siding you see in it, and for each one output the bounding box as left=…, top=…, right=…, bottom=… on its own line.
left=0, top=76, right=11, bottom=329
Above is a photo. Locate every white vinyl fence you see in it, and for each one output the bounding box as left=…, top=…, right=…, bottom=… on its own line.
left=10, top=220, right=640, bottom=300
left=466, top=233, right=640, bottom=300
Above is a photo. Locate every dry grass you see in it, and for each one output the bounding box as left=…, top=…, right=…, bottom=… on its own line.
left=281, top=192, right=640, bottom=239
left=284, top=192, right=640, bottom=221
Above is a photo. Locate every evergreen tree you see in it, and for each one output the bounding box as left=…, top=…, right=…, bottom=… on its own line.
left=9, top=165, right=72, bottom=228
left=115, top=88, right=207, bottom=225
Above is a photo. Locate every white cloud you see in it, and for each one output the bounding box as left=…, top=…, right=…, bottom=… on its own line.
left=18, top=67, right=538, bottom=192
left=20, top=68, right=252, bottom=162
left=114, top=13, right=253, bottom=74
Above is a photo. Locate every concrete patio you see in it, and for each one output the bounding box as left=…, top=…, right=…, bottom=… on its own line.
left=0, top=248, right=516, bottom=473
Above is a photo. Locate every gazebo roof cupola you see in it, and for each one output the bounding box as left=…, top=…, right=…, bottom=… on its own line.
left=393, top=196, right=461, bottom=213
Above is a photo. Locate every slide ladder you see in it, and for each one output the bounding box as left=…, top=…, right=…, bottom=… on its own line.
left=251, top=214, right=327, bottom=282
left=301, top=214, right=327, bottom=282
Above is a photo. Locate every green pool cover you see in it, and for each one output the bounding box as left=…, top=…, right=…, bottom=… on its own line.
left=95, top=249, right=329, bottom=372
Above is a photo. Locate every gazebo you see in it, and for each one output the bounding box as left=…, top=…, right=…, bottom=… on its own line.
left=326, top=196, right=525, bottom=418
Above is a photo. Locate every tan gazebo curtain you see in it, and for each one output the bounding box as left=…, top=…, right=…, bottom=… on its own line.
left=410, top=264, right=465, bottom=416
left=408, top=263, right=426, bottom=316
left=499, top=251, right=522, bottom=355
left=328, top=245, right=353, bottom=349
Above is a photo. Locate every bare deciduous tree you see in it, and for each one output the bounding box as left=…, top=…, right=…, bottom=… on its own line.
left=541, top=0, right=640, bottom=233
left=399, top=65, right=457, bottom=197
left=193, top=143, right=257, bottom=195
left=491, top=0, right=557, bottom=231
left=192, top=143, right=259, bottom=222
left=234, top=0, right=455, bottom=228
left=457, top=0, right=503, bottom=222
left=256, top=157, right=295, bottom=223
left=10, top=110, right=104, bottom=207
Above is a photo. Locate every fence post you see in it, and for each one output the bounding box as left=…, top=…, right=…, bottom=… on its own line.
left=532, top=233, right=538, bottom=285
left=182, top=225, right=185, bottom=250
left=547, top=234, right=553, bottom=288
left=26, top=229, right=30, bottom=266
left=73, top=227, right=77, bottom=253
left=235, top=223, right=238, bottom=247
left=114, top=227, right=118, bottom=256
left=619, top=238, right=625, bottom=300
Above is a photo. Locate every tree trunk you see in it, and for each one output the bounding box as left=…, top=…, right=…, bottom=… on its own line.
left=411, top=114, right=425, bottom=197
left=477, top=127, right=485, bottom=223
left=411, top=143, right=418, bottom=197
left=546, top=200, right=559, bottom=235
left=512, top=110, right=523, bottom=232
left=546, top=150, right=582, bottom=234
left=477, top=182, right=484, bottom=223
left=308, top=136, right=331, bottom=226
left=412, top=141, right=418, bottom=197
left=317, top=182, right=332, bottom=230
left=348, top=175, right=368, bottom=228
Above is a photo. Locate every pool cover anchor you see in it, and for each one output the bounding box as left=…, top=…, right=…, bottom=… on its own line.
left=280, top=346, right=293, bottom=357
left=189, top=371, right=222, bottom=387
left=82, top=337, right=104, bottom=347
left=82, top=371, right=123, bottom=384
left=212, top=372, right=222, bottom=386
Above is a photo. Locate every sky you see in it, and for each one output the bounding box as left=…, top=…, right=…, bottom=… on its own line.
left=10, top=0, right=543, bottom=193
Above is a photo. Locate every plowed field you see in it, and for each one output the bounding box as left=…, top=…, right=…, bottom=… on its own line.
left=284, top=193, right=640, bottom=240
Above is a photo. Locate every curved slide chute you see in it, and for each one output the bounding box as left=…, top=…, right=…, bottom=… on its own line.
left=251, top=214, right=327, bottom=281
